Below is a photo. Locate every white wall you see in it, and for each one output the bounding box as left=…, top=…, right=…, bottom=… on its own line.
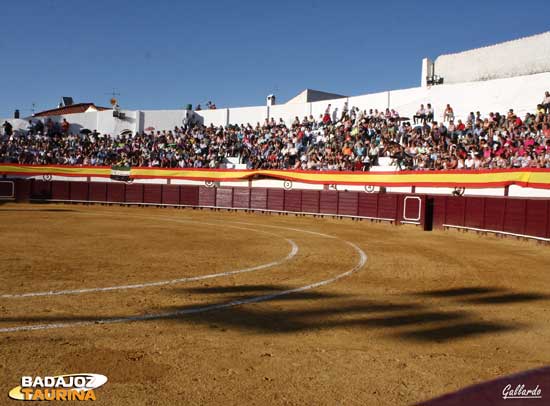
left=96, top=109, right=138, bottom=136
left=434, top=31, right=550, bottom=84
left=61, top=112, right=99, bottom=133
left=269, top=103, right=309, bottom=126
left=229, top=106, right=267, bottom=126
left=197, top=109, right=228, bottom=127
left=141, top=109, right=188, bottom=132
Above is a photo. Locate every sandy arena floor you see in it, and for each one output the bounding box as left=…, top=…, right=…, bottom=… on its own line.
left=0, top=203, right=549, bottom=405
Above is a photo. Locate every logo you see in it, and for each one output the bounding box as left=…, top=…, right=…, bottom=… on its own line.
left=8, top=373, right=107, bottom=401
left=502, top=383, right=542, bottom=400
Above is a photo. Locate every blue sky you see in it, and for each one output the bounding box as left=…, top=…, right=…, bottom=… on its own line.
left=1, top=0, right=549, bottom=117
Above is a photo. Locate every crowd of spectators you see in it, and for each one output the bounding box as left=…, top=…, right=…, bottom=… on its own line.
left=2, top=94, right=550, bottom=171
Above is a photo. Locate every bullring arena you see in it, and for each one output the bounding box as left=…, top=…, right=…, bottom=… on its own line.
left=1, top=192, right=550, bottom=405
left=3, top=28, right=550, bottom=405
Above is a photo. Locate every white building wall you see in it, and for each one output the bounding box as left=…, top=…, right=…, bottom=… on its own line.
left=96, top=109, right=138, bottom=136
left=198, top=109, right=228, bottom=127
left=58, top=112, right=99, bottom=133
left=434, top=31, right=550, bottom=84
left=140, top=109, right=188, bottom=132
left=228, top=106, right=267, bottom=126
left=269, top=103, right=309, bottom=126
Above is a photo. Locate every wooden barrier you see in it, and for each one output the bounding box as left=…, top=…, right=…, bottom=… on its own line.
left=438, top=195, right=550, bottom=241
left=8, top=179, right=550, bottom=241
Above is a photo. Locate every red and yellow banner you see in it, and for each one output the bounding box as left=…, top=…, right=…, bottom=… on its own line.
left=2, top=164, right=550, bottom=189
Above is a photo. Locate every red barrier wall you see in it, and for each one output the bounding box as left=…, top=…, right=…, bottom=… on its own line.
left=9, top=179, right=550, bottom=241
left=233, top=188, right=250, bottom=209
left=15, top=179, right=31, bottom=202
left=51, top=181, right=70, bottom=201
left=436, top=195, right=550, bottom=240
left=199, top=187, right=216, bottom=207
left=216, top=188, right=233, bottom=208
left=70, top=182, right=89, bottom=201
left=320, top=191, right=338, bottom=215
left=0, top=181, right=14, bottom=198
left=162, top=185, right=180, bottom=205
left=378, top=194, right=399, bottom=220
left=525, top=200, right=548, bottom=238
left=358, top=194, right=378, bottom=218
left=338, top=192, right=359, bottom=216
left=284, top=190, right=302, bottom=212
left=89, top=182, right=108, bottom=202
left=267, top=189, right=284, bottom=211
left=250, top=188, right=267, bottom=210
left=143, top=184, right=162, bottom=204
left=107, top=183, right=125, bottom=203
left=180, top=186, right=199, bottom=206
left=301, top=190, right=320, bottom=213
left=125, top=184, right=143, bottom=203
left=32, top=180, right=51, bottom=199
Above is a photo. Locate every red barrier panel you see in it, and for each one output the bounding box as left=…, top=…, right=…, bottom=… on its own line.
left=358, top=193, right=378, bottom=218
left=143, top=184, right=162, bottom=204
left=0, top=181, right=14, bottom=198
left=70, top=182, right=89, bottom=201
left=233, top=188, right=250, bottom=209
left=484, top=198, right=505, bottom=231
left=267, top=189, right=284, bottom=211
left=125, top=184, right=144, bottom=203
left=216, top=188, right=233, bottom=208
left=523, top=200, right=548, bottom=238
left=161, top=185, right=180, bottom=205
left=284, top=190, right=302, bottom=212
left=319, top=191, right=338, bottom=214
left=89, top=182, right=108, bottom=202
left=445, top=197, right=466, bottom=226
left=465, top=197, right=485, bottom=229
left=107, top=183, right=125, bottom=203
left=250, top=188, right=267, bottom=210
left=199, top=187, right=216, bottom=207
left=181, top=186, right=199, bottom=206
left=14, top=179, right=31, bottom=201
left=377, top=194, right=398, bottom=220
left=401, top=195, right=424, bottom=224
left=51, top=181, right=70, bottom=201
left=32, top=179, right=48, bottom=199
left=338, top=191, right=359, bottom=216
left=431, top=196, right=446, bottom=228
left=301, top=190, right=320, bottom=213
left=503, top=199, right=526, bottom=235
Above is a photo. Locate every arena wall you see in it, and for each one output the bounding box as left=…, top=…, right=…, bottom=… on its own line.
left=434, top=32, right=550, bottom=85
left=3, top=178, right=550, bottom=242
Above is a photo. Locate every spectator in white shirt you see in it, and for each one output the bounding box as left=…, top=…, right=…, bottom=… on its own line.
left=413, top=104, right=426, bottom=124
